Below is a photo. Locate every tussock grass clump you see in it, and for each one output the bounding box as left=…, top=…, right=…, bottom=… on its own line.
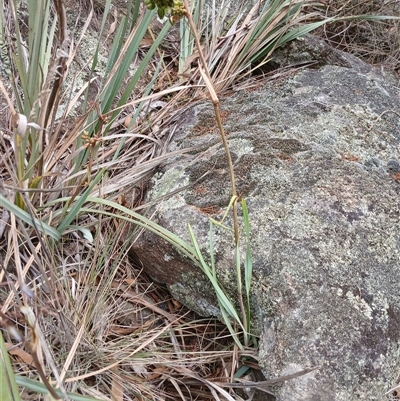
left=3, top=220, right=248, bottom=400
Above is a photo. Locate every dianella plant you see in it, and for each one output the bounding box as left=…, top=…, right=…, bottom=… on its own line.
left=0, top=0, right=182, bottom=398
left=0, top=0, right=178, bottom=235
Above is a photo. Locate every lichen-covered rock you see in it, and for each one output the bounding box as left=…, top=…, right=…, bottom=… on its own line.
left=131, top=63, right=400, bottom=400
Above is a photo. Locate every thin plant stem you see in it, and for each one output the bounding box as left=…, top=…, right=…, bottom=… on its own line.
left=182, top=0, right=247, bottom=344
left=183, top=0, right=239, bottom=246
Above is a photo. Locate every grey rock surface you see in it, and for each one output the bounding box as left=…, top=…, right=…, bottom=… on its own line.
left=131, top=62, right=400, bottom=400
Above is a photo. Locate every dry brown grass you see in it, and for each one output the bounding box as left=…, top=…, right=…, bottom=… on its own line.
left=311, top=0, right=400, bottom=75
left=1, top=217, right=259, bottom=400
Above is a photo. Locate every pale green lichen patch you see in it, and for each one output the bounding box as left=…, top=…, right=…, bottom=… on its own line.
left=163, top=253, right=174, bottom=262
left=226, top=138, right=254, bottom=157
left=150, top=168, right=190, bottom=212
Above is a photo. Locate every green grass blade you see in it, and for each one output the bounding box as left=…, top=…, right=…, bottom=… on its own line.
left=81, top=0, right=113, bottom=110
left=0, top=331, right=22, bottom=401
left=235, top=243, right=242, bottom=293
left=209, top=221, right=216, bottom=278
left=26, top=0, right=51, bottom=114
left=105, top=23, right=170, bottom=137
left=45, top=196, right=198, bottom=259
left=57, top=170, right=106, bottom=233
left=219, top=305, right=244, bottom=350
left=99, top=0, right=113, bottom=33
left=112, top=58, right=164, bottom=161
left=12, top=11, right=28, bottom=110
left=239, top=0, right=301, bottom=62
left=188, top=224, right=244, bottom=331
left=104, top=17, right=126, bottom=77
left=0, top=194, right=60, bottom=240
left=44, top=18, right=57, bottom=80
left=234, top=364, right=251, bottom=378
left=241, top=198, right=250, bottom=239
left=118, top=22, right=170, bottom=107
left=129, top=0, right=142, bottom=30
left=14, top=376, right=103, bottom=401
left=276, top=19, right=335, bottom=46
left=99, top=9, right=156, bottom=114
left=64, top=226, right=93, bottom=241
left=209, top=195, right=237, bottom=229
left=241, top=198, right=252, bottom=333
left=338, top=15, right=400, bottom=21
left=235, top=241, right=248, bottom=346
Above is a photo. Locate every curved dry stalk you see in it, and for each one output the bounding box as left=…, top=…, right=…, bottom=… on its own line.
left=180, top=0, right=251, bottom=349
left=182, top=0, right=239, bottom=246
